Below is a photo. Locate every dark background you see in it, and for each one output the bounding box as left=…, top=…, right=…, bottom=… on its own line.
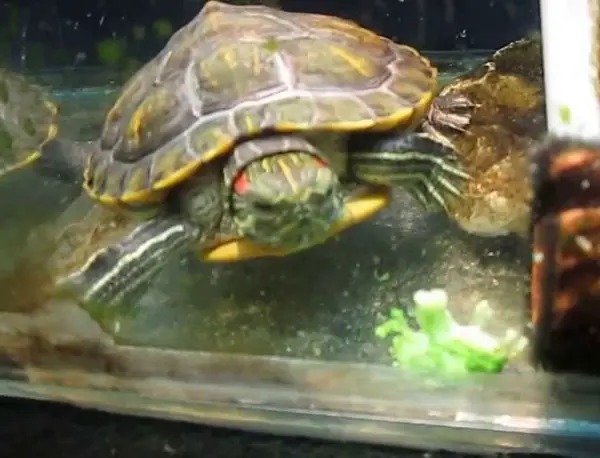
left=0, top=0, right=540, bottom=71
left=0, top=397, right=567, bottom=458
left=0, top=0, right=546, bottom=456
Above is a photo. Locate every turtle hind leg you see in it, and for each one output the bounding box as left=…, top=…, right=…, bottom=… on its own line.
left=57, top=217, right=200, bottom=309
left=348, top=132, right=470, bottom=212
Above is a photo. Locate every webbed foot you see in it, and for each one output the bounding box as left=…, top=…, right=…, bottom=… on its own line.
left=428, top=93, right=477, bottom=131
left=422, top=93, right=478, bottom=149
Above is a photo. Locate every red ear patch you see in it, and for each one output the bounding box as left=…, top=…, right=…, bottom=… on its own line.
left=233, top=172, right=249, bottom=194
left=314, top=157, right=328, bottom=167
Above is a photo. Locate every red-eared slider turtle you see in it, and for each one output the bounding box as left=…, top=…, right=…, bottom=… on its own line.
left=0, top=69, right=60, bottom=178
left=423, top=35, right=544, bottom=237
left=5, top=1, right=469, bottom=307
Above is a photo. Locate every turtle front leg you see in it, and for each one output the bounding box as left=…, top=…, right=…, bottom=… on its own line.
left=348, top=132, right=470, bottom=212
left=56, top=170, right=224, bottom=308
left=57, top=217, right=200, bottom=309
left=421, top=93, right=478, bottom=147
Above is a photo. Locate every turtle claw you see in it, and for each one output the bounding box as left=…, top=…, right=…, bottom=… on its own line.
left=424, top=93, right=477, bottom=140
left=398, top=93, right=478, bottom=212
left=405, top=168, right=466, bottom=213
left=403, top=132, right=471, bottom=213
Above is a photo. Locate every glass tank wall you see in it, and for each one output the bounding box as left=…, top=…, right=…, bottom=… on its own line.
left=2, top=0, right=600, bottom=455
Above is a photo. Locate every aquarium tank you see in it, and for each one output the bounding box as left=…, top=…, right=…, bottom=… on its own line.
left=2, top=0, right=600, bottom=455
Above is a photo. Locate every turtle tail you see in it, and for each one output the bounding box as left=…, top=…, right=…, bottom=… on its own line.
left=348, top=132, right=470, bottom=212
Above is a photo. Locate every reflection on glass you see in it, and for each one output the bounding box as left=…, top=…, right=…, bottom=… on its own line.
left=4, top=0, right=598, bottom=455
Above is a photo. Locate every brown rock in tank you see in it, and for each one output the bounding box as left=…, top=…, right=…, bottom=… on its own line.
left=424, top=35, right=545, bottom=237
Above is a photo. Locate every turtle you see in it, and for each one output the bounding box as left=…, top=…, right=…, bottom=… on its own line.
left=3, top=1, right=469, bottom=308
left=0, top=68, right=91, bottom=188
left=0, top=68, right=60, bottom=178
left=421, top=35, right=545, bottom=237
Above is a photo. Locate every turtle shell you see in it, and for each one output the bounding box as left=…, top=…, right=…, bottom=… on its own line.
left=431, top=35, right=544, bottom=236
left=85, top=0, right=437, bottom=207
left=0, top=69, right=59, bottom=179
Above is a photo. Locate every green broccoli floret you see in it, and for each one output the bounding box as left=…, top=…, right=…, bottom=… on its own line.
left=375, top=289, right=528, bottom=376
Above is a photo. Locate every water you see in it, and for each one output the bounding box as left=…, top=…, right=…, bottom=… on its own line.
left=0, top=62, right=534, bottom=452
left=1, top=61, right=529, bottom=359
left=2, top=2, right=595, bottom=456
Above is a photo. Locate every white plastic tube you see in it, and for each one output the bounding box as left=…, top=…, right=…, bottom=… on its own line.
left=541, top=0, right=600, bottom=139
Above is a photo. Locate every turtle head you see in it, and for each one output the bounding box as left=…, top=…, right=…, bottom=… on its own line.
left=230, top=152, right=344, bottom=251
